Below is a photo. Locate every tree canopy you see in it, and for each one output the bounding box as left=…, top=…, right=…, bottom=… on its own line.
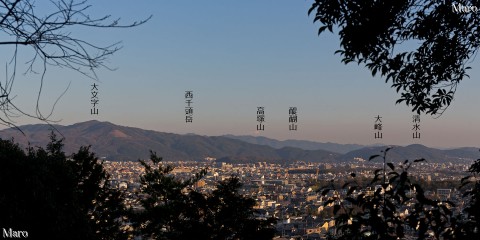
left=0, top=133, right=128, bottom=240
left=0, top=137, right=276, bottom=239
left=320, top=148, right=480, bottom=239
left=309, top=0, right=480, bottom=116
left=135, top=151, right=277, bottom=240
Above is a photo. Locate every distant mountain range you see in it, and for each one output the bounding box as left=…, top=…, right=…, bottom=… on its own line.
left=0, top=121, right=338, bottom=163
left=222, top=134, right=370, bottom=154
left=339, top=144, right=479, bottom=163
left=0, top=120, right=477, bottom=164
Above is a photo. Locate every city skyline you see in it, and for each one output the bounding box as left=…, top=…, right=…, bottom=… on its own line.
left=0, top=1, right=478, bottom=148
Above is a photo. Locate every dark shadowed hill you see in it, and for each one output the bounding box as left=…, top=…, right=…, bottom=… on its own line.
left=340, top=144, right=479, bottom=163
left=0, top=121, right=476, bottom=163
left=0, top=120, right=339, bottom=163
left=222, top=135, right=367, bottom=154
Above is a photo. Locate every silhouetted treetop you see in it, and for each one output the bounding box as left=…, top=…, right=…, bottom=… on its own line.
left=0, top=132, right=128, bottom=239
left=309, top=0, right=480, bottom=116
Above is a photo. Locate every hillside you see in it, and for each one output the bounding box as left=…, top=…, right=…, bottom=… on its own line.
left=0, top=121, right=477, bottom=163
left=0, top=121, right=339, bottom=163
left=222, top=134, right=366, bottom=154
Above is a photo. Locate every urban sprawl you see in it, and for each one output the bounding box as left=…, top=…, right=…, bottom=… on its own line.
left=104, top=158, right=472, bottom=239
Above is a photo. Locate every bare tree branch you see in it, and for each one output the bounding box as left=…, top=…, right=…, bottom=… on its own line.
left=0, top=0, right=151, bottom=131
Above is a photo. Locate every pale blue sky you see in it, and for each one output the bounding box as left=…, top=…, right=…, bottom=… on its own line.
left=1, top=1, right=479, bottom=148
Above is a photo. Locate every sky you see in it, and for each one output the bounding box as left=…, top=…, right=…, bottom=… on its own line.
left=0, top=0, right=479, bottom=148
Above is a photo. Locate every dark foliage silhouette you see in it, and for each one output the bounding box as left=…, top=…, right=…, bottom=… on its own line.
left=134, top=151, right=277, bottom=240
left=0, top=132, right=128, bottom=240
left=308, top=0, right=480, bottom=116
left=320, top=148, right=480, bottom=239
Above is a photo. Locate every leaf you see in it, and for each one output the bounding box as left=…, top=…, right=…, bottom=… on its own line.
left=387, top=162, right=395, bottom=171
left=318, top=26, right=328, bottom=35
left=414, top=158, right=425, bottom=163
left=461, top=175, right=471, bottom=183
left=369, top=155, right=380, bottom=161
left=307, top=3, right=318, bottom=15
left=350, top=172, right=356, bottom=177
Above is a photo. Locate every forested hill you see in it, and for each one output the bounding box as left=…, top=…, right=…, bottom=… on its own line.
left=0, top=120, right=338, bottom=162
left=0, top=120, right=477, bottom=163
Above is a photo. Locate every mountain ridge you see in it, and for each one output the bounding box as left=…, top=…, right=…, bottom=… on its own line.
left=0, top=120, right=339, bottom=163
left=222, top=134, right=379, bottom=154
left=0, top=120, right=477, bottom=163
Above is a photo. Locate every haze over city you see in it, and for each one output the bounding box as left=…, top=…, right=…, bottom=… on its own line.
left=1, top=1, right=479, bottom=148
